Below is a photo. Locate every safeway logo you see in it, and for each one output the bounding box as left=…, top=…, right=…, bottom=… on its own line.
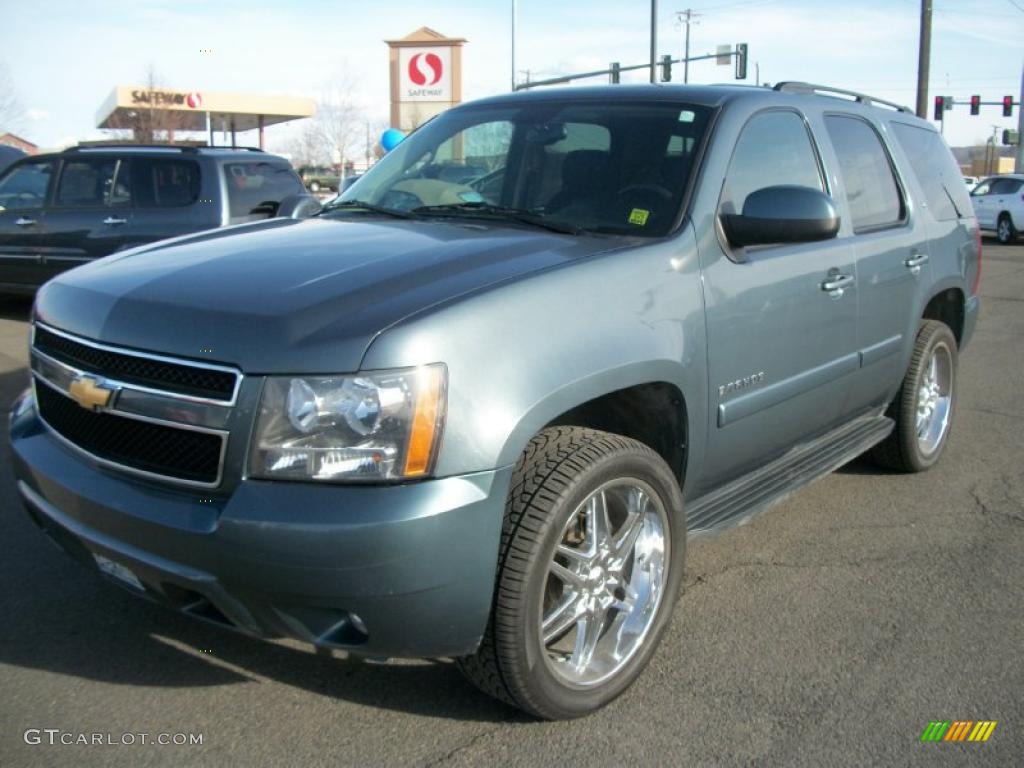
left=408, top=53, right=443, bottom=86
left=186, top=92, right=202, bottom=109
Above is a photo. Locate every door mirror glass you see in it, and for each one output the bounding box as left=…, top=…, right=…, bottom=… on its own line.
left=721, top=185, right=840, bottom=248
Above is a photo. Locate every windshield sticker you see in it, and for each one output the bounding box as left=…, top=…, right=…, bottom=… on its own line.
left=628, top=208, right=650, bottom=226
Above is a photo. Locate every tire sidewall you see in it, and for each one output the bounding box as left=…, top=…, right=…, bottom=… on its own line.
left=513, top=449, right=685, bottom=719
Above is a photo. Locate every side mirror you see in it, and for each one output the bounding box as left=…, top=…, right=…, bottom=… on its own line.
left=721, top=185, right=840, bottom=248
left=276, top=193, right=323, bottom=220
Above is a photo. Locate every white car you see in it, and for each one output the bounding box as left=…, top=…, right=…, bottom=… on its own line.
left=964, top=175, right=979, bottom=192
left=970, top=174, right=1023, bottom=244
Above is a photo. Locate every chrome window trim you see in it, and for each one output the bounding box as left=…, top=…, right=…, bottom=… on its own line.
left=32, top=321, right=243, bottom=406
left=31, top=377, right=228, bottom=490
left=30, top=349, right=232, bottom=430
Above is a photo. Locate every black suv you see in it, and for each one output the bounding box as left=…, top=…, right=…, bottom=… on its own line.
left=0, top=145, right=308, bottom=293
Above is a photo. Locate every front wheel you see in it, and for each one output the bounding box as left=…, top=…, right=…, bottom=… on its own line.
left=871, top=320, right=958, bottom=472
left=996, top=214, right=1017, bottom=245
left=458, top=427, right=685, bottom=719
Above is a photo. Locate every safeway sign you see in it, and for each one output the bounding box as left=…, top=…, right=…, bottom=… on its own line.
left=399, top=47, right=452, bottom=102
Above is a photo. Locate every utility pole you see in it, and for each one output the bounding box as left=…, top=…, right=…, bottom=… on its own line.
left=511, top=0, right=517, bottom=91
left=650, top=0, right=658, bottom=83
left=915, top=0, right=932, bottom=118
left=676, top=9, right=700, bottom=84
left=1016, top=59, right=1023, bottom=173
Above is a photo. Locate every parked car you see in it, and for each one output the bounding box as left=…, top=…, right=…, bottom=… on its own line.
left=340, top=173, right=362, bottom=192
left=970, top=173, right=1023, bottom=244
left=963, top=175, right=979, bottom=192
left=11, top=82, right=980, bottom=719
left=0, top=145, right=311, bottom=293
left=297, top=166, right=339, bottom=193
left=0, top=144, right=27, bottom=175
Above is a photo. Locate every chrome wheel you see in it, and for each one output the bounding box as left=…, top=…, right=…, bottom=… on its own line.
left=916, top=343, right=953, bottom=456
left=540, top=479, right=669, bottom=688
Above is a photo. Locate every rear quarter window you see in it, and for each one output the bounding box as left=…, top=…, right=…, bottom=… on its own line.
left=225, top=162, right=304, bottom=223
left=890, top=122, right=972, bottom=221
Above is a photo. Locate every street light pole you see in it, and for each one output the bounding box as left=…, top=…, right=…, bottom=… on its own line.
left=915, top=0, right=932, bottom=119
left=1016, top=59, right=1023, bottom=173
left=650, top=0, right=657, bottom=84
left=511, top=0, right=517, bottom=91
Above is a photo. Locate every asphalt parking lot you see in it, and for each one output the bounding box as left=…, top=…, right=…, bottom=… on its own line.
left=1, top=243, right=1022, bottom=768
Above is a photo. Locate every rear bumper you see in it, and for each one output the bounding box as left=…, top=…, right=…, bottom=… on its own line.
left=11, top=398, right=509, bottom=659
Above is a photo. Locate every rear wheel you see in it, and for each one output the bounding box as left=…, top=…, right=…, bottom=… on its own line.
left=871, top=320, right=957, bottom=472
left=457, top=427, right=685, bottom=719
left=996, top=214, right=1017, bottom=245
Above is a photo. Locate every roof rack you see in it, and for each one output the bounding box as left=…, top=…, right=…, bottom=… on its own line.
left=63, top=144, right=199, bottom=153
left=773, top=82, right=913, bottom=113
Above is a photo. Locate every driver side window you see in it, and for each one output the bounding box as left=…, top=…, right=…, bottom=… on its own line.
left=0, top=160, right=54, bottom=211
left=721, top=111, right=823, bottom=215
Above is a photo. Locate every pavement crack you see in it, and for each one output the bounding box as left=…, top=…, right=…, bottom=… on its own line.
left=686, top=554, right=912, bottom=588
left=969, top=480, right=1024, bottom=526
left=421, top=717, right=521, bottom=767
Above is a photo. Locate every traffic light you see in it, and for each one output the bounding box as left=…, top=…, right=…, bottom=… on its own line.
left=735, top=43, right=748, bottom=80
left=1003, top=95, right=1014, bottom=117
left=970, top=95, right=980, bottom=115
left=934, top=95, right=945, bottom=121
left=609, top=62, right=620, bottom=85
left=660, top=55, right=672, bottom=83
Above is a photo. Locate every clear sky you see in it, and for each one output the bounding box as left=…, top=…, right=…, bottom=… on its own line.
left=1, top=0, right=1021, bottom=151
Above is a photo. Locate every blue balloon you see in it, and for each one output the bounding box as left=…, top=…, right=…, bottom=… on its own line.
left=381, top=129, right=405, bottom=152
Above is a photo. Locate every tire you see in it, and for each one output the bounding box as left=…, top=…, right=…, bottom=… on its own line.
left=871, top=320, right=958, bottom=472
left=309, top=181, right=321, bottom=193
left=457, top=427, right=686, bottom=719
left=996, top=214, right=1017, bottom=245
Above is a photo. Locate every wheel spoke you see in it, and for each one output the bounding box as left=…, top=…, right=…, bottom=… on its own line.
left=585, top=490, right=612, bottom=554
left=549, top=560, right=584, bottom=588
left=542, top=591, right=582, bottom=644
left=571, top=612, right=605, bottom=672
left=556, top=542, right=590, bottom=566
left=612, top=489, right=648, bottom=560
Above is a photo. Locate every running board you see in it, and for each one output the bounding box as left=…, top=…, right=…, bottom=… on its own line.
left=687, top=414, right=894, bottom=539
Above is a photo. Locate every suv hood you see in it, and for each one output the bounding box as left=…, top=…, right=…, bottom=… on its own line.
left=34, top=217, right=614, bottom=373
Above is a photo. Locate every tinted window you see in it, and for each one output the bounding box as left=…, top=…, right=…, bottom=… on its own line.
left=55, top=158, right=119, bottom=208
left=330, top=102, right=711, bottom=237
left=825, top=116, right=903, bottom=231
left=225, top=162, right=304, bottom=223
left=0, top=160, right=53, bottom=210
left=721, top=111, right=823, bottom=214
left=891, top=122, right=972, bottom=221
left=130, top=159, right=200, bottom=208
left=990, top=178, right=1022, bottom=195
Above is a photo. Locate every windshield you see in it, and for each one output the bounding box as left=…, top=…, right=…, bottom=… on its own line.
left=326, top=100, right=711, bottom=237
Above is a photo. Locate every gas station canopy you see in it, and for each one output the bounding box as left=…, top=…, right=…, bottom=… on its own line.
left=96, top=86, right=316, bottom=146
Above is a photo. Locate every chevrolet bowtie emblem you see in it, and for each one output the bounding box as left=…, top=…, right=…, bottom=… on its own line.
left=68, top=375, right=116, bottom=411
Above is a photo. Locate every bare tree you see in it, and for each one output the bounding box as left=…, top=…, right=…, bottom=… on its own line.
left=0, top=61, right=25, bottom=130
left=287, top=120, right=331, bottom=168
left=104, top=64, right=192, bottom=144
left=313, top=69, right=366, bottom=168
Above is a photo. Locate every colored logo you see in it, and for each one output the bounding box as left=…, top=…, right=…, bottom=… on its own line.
left=186, top=92, right=202, bottom=109
left=68, top=375, right=116, bottom=412
left=920, top=721, right=997, bottom=742
left=408, top=53, right=443, bottom=86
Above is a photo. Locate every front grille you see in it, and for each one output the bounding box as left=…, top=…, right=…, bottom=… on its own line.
left=34, top=326, right=237, bottom=402
left=35, top=381, right=223, bottom=485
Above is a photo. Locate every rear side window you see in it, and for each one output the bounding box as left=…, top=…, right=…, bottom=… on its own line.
left=890, top=122, right=972, bottom=221
left=0, top=160, right=54, bottom=210
left=824, top=116, right=904, bottom=232
left=129, top=159, right=201, bottom=208
left=721, top=111, right=824, bottom=214
left=225, top=162, right=304, bottom=222
left=990, top=178, right=1023, bottom=195
left=55, top=158, right=118, bottom=208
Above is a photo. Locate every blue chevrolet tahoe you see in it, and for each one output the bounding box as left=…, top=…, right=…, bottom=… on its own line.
left=10, top=83, right=980, bottom=719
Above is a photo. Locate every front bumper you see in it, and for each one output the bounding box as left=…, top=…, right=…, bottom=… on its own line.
left=11, top=397, right=510, bottom=659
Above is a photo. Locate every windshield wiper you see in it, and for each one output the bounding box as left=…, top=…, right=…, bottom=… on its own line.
left=319, top=199, right=416, bottom=219
left=412, top=202, right=582, bottom=236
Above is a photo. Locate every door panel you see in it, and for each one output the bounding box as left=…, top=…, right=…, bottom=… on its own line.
left=698, top=108, right=859, bottom=491
left=0, top=158, right=56, bottom=289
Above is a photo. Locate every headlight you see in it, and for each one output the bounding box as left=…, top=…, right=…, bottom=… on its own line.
left=249, top=364, right=446, bottom=482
